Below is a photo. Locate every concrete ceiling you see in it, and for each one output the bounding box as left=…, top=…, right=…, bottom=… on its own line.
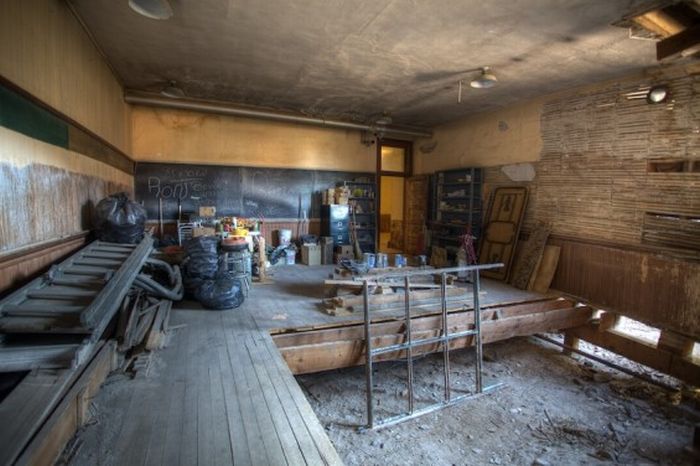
left=71, top=0, right=662, bottom=128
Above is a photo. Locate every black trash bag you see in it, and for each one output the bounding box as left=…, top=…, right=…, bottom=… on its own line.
left=194, top=273, right=245, bottom=310
left=184, top=236, right=219, bottom=256
left=94, top=192, right=147, bottom=244
left=183, top=236, right=221, bottom=279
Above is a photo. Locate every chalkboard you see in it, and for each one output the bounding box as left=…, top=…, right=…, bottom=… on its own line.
left=134, top=162, right=374, bottom=220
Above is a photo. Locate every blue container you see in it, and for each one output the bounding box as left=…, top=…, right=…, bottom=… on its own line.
left=363, top=253, right=376, bottom=268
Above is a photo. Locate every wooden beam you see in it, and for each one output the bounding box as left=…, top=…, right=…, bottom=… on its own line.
left=276, top=304, right=594, bottom=374
left=657, top=23, right=700, bottom=61
left=567, top=324, right=700, bottom=386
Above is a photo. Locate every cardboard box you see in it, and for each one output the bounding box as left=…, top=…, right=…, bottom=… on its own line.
left=193, top=227, right=216, bottom=237
left=302, top=244, right=321, bottom=266
left=198, top=206, right=216, bottom=217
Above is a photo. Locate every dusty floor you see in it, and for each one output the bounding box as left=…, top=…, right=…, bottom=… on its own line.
left=296, top=335, right=696, bottom=466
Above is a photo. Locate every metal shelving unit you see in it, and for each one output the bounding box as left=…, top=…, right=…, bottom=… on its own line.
left=429, top=168, right=483, bottom=261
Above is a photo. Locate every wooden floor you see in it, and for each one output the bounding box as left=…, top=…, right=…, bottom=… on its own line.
left=68, top=265, right=543, bottom=465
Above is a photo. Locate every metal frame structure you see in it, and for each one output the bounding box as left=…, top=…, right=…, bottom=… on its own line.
left=360, top=263, right=503, bottom=430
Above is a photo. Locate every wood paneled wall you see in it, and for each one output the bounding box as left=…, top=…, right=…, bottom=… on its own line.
left=0, top=233, right=88, bottom=297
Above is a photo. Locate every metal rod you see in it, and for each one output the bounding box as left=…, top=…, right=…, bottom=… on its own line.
left=404, top=275, right=414, bottom=414
left=363, top=280, right=374, bottom=429
left=358, top=262, right=503, bottom=281
left=533, top=334, right=680, bottom=392
left=441, top=272, right=451, bottom=401
left=370, top=329, right=478, bottom=356
left=473, top=270, right=483, bottom=393
left=363, top=383, right=505, bottom=431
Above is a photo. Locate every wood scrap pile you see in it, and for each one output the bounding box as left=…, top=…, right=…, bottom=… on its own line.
left=117, top=290, right=172, bottom=355
left=322, top=265, right=485, bottom=316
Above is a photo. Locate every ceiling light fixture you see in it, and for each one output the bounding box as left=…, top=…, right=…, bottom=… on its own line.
left=470, top=67, right=498, bottom=89
left=457, top=66, right=498, bottom=102
left=128, top=0, right=173, bottom=20
left=161, top=81, right=185, bottom=99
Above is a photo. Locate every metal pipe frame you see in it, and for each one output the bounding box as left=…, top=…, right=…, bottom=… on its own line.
left=361, top=263, right=504, bottom=430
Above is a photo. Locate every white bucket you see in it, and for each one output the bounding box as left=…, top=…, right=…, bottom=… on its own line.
left=278, top=229, right=292, bottom=246
left=286, top=249, right=296, bottom=265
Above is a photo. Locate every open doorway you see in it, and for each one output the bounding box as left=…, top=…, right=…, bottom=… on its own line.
left=377, top=140, right=411, bottom=253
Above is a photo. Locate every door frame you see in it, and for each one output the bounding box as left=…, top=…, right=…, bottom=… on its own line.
left=376, top=139, right=412, bottom=252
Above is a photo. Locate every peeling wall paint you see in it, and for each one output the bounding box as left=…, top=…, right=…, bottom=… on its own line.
left=0, top=127, right=132, bottom=252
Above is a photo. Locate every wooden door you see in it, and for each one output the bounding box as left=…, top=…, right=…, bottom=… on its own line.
left=403, top=175, right=429, bottom=255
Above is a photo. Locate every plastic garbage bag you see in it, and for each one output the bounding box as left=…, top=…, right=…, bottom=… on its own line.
left=194, top=273, right=245, bottom=310
left=183, top=236, right=220, bottom=279
left=94, top=192, right=146, bottom=244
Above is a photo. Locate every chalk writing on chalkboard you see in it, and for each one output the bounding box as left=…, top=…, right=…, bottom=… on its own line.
left=134, top=162, right=374, bottom=220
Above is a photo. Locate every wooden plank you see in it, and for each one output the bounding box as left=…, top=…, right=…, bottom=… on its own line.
left=220, top=317, right=270, bottom=465
left=244, top=335, right=307, bottom=465
left=214, top=317, right=253, bottom=466
left=567, top=324, right=700, bottom=386
left=278, top=305, right=594, bottom=374
left=228, top=322, right=287, bottom=465
left=657, top=329, right=694, bottom=357
left=274, top=297, right=576, bottom=349
left=0, top=370, right=73, bottom=466
left=510, top=225, right=549, bottom=289
left=16, top=341, right=115, bottom=466
left=259, top=332, right=344, bottom=465
left=530, top=245, right=561, bottom=293
left=250, top=332, right=325, bottom=465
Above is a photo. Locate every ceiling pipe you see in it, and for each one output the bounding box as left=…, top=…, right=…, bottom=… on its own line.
left=123, top=92, right=433, bottom=139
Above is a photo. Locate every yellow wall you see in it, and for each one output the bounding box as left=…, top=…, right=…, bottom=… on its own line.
left=0, top=0, right=130, bottom=152
left=413, top=98, right=545, bottom=174
left=0, top=0, right=132, bottom=253
left=131, top=106, right=376, bottom=172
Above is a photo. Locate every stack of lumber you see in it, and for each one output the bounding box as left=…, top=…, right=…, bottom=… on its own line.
left=322, top=283, right=483, bottom=316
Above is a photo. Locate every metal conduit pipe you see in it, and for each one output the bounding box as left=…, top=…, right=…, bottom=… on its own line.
left=124, top=93, right=433, bottom=139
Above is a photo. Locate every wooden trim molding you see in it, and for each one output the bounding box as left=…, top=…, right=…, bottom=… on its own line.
left=0, top=232, right=90, bottom=297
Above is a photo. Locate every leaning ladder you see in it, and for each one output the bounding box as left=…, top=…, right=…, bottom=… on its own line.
left=361, top=263, right=504, bottom=430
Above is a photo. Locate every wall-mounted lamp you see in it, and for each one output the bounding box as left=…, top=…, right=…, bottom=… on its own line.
left=647, top=85, right=669, bottom=104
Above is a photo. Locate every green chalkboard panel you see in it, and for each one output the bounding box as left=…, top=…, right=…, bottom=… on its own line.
left=0, top=85, right=69, bottom=148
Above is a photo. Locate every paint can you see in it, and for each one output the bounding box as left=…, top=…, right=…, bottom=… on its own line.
left=376, top=253, right=388, bottom=268
left=394, top=254, right=404, bottom=268
left=363, top=253, right=376, bottom=268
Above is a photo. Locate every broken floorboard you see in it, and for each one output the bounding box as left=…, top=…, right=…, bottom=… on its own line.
left=273, top=297, right=594, bottom=375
